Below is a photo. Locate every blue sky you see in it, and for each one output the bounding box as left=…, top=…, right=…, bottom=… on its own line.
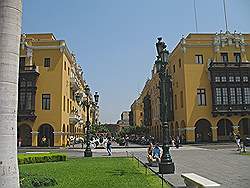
left=22, top=0, right=250, bottom=123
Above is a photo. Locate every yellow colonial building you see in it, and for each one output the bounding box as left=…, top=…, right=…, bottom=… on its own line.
left=131, top=31, right=250, bottom=143
left=17, top=33, right=98, bottom=147
left=130, top=98, right=143, bottom=127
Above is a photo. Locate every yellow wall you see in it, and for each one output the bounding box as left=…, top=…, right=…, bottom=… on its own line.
left=133, top=32, right=250, bottom=143
left=18, top=33, right=94, bottom=147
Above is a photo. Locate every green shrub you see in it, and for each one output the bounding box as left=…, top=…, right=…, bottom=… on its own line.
left=20, top=172, right=57, bottom=188
left=18, top=153, right=67, bottom=165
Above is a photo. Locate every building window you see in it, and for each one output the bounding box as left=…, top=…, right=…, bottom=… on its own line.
left=68, top=67, right=70, bottom=76
left=63, top=124, right=65, bottom=132
left=221, top=53, right=228, bottom=62
left=244, top=88, right=250, bottom=104
left=179, top=59, right=181, bottom=68
left=180, top=91, right=183, bottom=108
left=174, top=94, right=177, bottom=110
left=235, top=76, right=240, bottom=82
left=215, top=76, right=220, bottom=82
left=64, top=61, right=66, bottom=71
left=197, top=89, right=206, bottom=106
left=221, top=76, right=226, bottom=82
left=173, top=65, right=175, bottom=73
left=229, top=76, right=234, bottom=82
left=27, top=81, right=33, bottom=87
left=236, top=88, right=242, bottom=104
left=234, top=53, right=241, bottom=63
left=195, top=55, right=203, bottom=64
left=26, top=92, right=32, bottom=110
left=63, top=96, right=65, bottom=112
left=230, top=88, right=236, bottom=105
left=20, top=81, right=26, bottom=87
left=222, top=88, right=228, bottom=105
left=42, top=94, right=51, bottom=110
left=215, top=88, right=222, bottom=105
left=70, top=101, right=72, bottom=112
left=67, top=99, right=69, bottom=113
left=243, top=76, right=248, bottom=82
left=44, top=58, right=50, bottom=68
left=19, top=57, right=25, bottom=67
left=19, top=92, right=26, bottom=110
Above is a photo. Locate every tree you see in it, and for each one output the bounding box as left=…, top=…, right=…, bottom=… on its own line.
left=0, top=0, right=22, bottom=187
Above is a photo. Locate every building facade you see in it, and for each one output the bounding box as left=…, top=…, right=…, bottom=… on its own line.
left=18, top=33, right=98, bottom=147
left=130, top=98, right=143, bottom=127
left=131, top=32, right=250, bottom=143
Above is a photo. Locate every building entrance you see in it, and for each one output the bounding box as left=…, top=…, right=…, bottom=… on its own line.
left=38, top=124, right=54, bottom=147
left=195, top=119, right=212, bottom=143
left=17, top=124, right=32, bottom=146
left=217, top=119, right=233, bottom=141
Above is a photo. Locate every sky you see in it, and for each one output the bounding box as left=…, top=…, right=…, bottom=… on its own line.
left=22, top=0, right=250, bottom=123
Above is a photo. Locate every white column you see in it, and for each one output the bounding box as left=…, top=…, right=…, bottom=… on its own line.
left=0, top=0, right=22, bottom=187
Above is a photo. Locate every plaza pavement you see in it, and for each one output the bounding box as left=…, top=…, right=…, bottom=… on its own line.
left=18, top=143, right=250, bottom=188
left=132, top=144, right=250, bottom=188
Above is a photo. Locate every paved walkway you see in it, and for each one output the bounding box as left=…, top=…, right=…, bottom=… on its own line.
left=133, top=145, right=250, bottom=188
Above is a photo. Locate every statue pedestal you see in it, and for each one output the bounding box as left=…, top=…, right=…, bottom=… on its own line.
left=159, top=162, right=175, bottom=174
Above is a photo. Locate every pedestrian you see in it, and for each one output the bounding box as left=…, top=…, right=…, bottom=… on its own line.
left=147, top=142, right=153, bottom=163
left=107, top=139, right=112, bottom=156
left=18, top=137, right=22, bottom=147
left=66, top=137, right=70, bottom=147
left=241, top=138, right=246, bottom=153
left=171, top=138, right=175, bottom=147
left=152, top=143, right=162, bottom=163
left=125, top=135, right=129, bottom=147
left=235, top=134, right=241, bottom=151
left=175, top=136, right=180, bottom=149
left=42, top=136, right=47, bottom=147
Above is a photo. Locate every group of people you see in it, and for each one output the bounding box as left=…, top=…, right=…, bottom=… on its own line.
left=147, top=143, right=163, bottom=164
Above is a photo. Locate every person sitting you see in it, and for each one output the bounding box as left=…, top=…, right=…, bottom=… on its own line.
left=152, top=143, right=162, bottom=163
left=147, top=142, right=153, bottom=163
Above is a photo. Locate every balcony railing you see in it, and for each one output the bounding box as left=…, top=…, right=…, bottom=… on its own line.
left=209, top=61, right=250, bottom=69
left=212, top=104, right=250, bottom=115
left=19, top=65, right=39, bottom=73
left=18, top=110, right=37, bottom=121
left=70, top=76, right=80, bottom=91
left=69, top=111, right=81, bottom=125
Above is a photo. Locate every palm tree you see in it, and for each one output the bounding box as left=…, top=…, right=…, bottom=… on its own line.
left=0, top=0, right=22, bottom=187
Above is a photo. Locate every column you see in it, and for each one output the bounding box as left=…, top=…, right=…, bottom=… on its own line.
left=31, top=131, right=39, bottom=146
left=233, top=125, right=240, bottom=135
left=53, top=132, right=63, bottom=147
left=185, top=127, right=195, bottom=143
left=211, top=126, right=218, bottom=142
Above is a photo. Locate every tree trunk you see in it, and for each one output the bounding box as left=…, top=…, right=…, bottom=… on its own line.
left=0, top=0, right=22, bottom=187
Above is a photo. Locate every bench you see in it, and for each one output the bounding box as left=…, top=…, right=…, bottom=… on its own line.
left=181, top=173, right=221, bottom=188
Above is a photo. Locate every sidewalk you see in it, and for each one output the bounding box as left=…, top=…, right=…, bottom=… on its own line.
left=132, top=153, right=186, bottom=188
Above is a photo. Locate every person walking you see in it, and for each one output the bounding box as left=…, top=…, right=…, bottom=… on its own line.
left=107, top=139, right=112, bottom=156
left=175, top=136, right=180, bottom=149
left=235, top=134, right=241, bottom=151
left=66, top=137, right=70, bottom=147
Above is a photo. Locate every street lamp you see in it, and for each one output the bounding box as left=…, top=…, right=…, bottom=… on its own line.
left=83, top=85, right=99, bottom=157
left=156, top=37, right=175, bottom=174
left=93, top=92, right=99, bottom=125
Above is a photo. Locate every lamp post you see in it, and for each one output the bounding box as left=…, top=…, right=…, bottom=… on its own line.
left=156, top=37, right=175, bottom=174
left=83, top=85, right=99, bottom=157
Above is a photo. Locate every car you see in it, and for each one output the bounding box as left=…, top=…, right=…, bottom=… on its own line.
left=244, top=137, right=250, bottom=146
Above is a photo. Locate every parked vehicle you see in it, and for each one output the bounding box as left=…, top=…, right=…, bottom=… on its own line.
left=244, top=137, right=250, bottom=146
